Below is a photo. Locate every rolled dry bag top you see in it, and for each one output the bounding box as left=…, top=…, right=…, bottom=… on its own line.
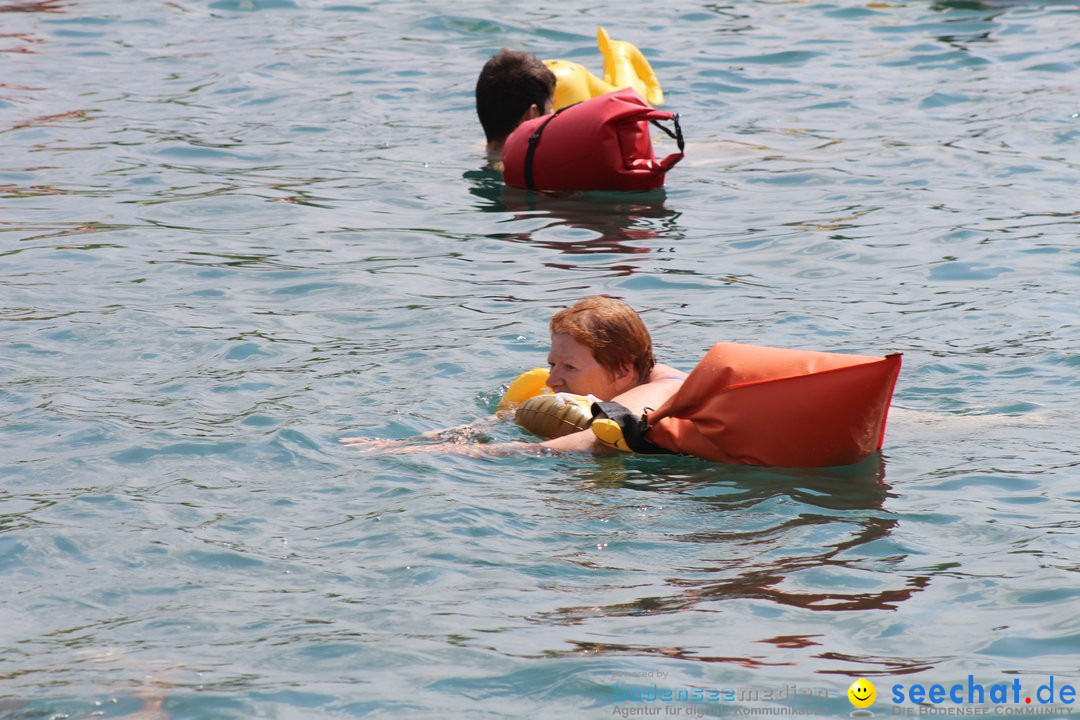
left=502, top=88, right=684, bottom=193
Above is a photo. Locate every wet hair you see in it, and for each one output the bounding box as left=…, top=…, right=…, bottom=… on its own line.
left=475, top=50, right=556, bottom=145
left=550, top=296, right=656, bottom=383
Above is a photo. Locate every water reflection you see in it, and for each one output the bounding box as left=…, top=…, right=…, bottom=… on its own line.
left=0, top=1, right=65, bottom=13
left=540, top=456, right=930, bottom=647
left=927, top=0, right=1009, bottom=52
left=464, top=169, right=683, bottom=275
left=561, top=639, right=795, bottom=669
left=0, top=1, right=66, bottom=58
left=585, top=455, right=892, bottom=509
left=930, top=0, right=1007, bottom=13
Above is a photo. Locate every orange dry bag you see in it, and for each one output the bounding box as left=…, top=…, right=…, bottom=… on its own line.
left=502, top=88, right=684, bottom=193
left=592, top=343, right=902, bottom=468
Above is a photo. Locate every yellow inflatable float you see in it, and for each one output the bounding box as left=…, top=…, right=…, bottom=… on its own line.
left=515, top=393, right=594, bottom=439
left=496, top=367, right=551, bottom=410
left=498, top=367, right=593, bottom=439
left=544, top=27, right=664, bottom=111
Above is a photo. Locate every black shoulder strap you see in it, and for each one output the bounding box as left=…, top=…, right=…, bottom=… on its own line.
left=591, top=402, right=673, bottom=455
left=523, top=104, right=576, bottom=191
left=649, top=113, right=684, bottom=153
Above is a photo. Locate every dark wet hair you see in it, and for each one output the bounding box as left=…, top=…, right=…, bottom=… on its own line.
left=475, top=50, right=556, bottom=145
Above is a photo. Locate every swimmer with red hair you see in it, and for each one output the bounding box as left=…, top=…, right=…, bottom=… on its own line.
left=340, top=296, right=685, bottom=455
left=539, top=296, right=685, bottom=453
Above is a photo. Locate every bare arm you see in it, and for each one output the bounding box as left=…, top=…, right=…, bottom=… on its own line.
left=540, top=369, right=684, bottom=455
left=340, top=412, right=512, bottom=446
left=340, top=436, right=554, bottom=458
left=540, top=427, right=615, bottom=454
left=342, top=365, right=685, bottom=457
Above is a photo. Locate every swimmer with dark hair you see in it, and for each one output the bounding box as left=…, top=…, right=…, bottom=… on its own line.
left=474, top=49, right=556, bottom=170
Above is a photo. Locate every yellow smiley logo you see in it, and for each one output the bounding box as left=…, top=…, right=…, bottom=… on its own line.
left=848, top=678, right=876, bottom=709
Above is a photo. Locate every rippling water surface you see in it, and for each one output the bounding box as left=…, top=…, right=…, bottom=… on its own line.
left=2, top=0, right=1078, bottom=718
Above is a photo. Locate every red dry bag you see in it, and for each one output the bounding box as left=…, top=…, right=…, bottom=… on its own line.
left=502, top=88, right=684, bottom=192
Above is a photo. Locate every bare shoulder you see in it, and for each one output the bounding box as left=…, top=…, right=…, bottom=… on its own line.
left=649, top=363, right=687, bottom=382
left=610, top=365, right=685, bottom=416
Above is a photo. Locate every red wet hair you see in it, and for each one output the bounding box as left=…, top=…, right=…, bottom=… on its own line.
left=550, top=296, right=656, bottom=383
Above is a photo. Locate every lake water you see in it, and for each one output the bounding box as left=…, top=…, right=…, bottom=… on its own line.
left=1, top=0, right=1078, bottom=718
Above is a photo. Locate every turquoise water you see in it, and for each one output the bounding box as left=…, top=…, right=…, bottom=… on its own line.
left=2, top=0, right=1078, bottom=718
